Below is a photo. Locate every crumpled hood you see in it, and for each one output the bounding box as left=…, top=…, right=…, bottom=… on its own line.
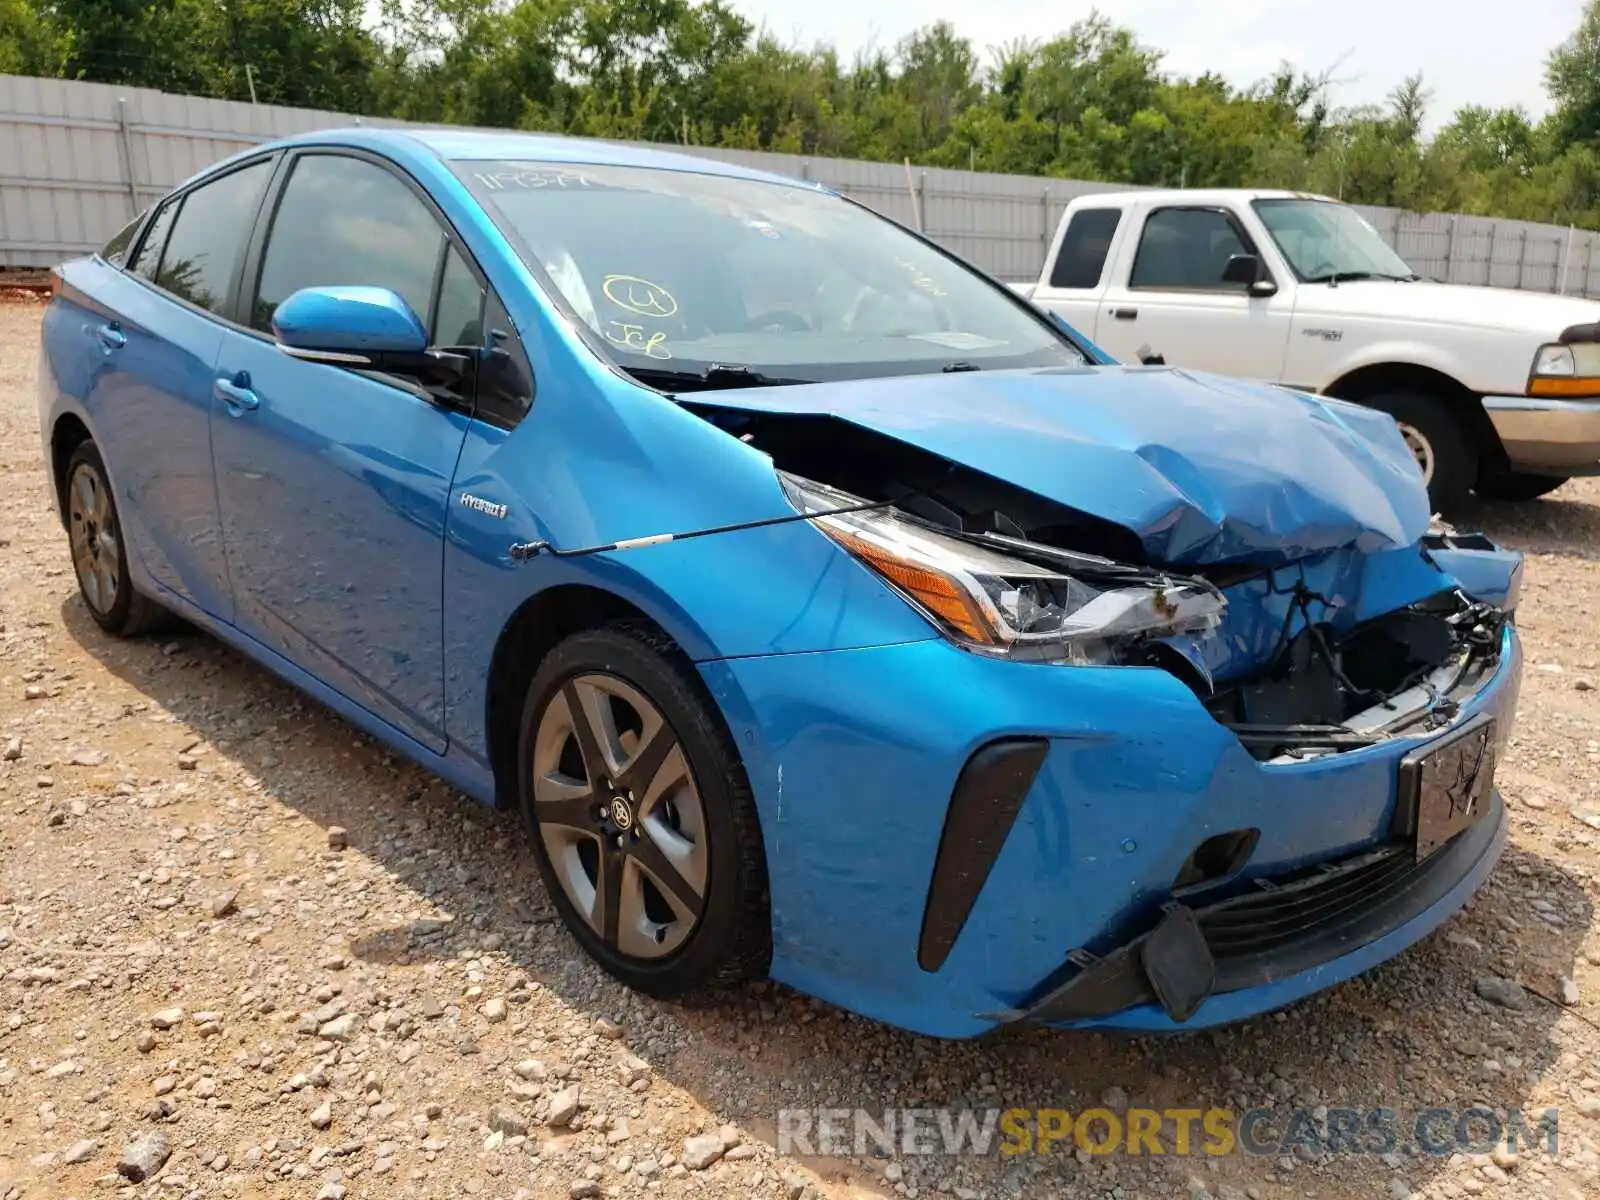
left=703, top=364, right=1432, bottom=565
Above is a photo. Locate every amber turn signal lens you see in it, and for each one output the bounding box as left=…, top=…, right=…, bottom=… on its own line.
left=1528, top=376, right=1600, bottom=398
left=824, top=524, right=994, bottom=643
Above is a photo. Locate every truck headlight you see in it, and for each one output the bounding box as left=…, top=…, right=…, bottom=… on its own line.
left=781, top=474, right=1225, bottom=663
left=1529, top=342, right=1600, bottom=397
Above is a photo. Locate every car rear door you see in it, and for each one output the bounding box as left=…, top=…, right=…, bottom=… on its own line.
left=209, top=149, right=481, bottom=753
left=1093, top=204, right=1294, bottom=379
left=52, top=157, right=276, bottom=623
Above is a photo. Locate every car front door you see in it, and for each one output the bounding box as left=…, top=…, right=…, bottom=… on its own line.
left=209, top=150, right=484, bottom=752
left=75, top=157, right=276, bottom=622
left=1094, top=205, right=1294, bottom=380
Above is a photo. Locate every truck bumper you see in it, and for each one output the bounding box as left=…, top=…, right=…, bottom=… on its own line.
left=1482, top=393, right=1600, bottom=475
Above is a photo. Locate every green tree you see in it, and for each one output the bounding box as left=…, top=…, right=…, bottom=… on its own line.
left=0, top=0, right=67, bottom=74
left=1548, top=0, right=1600, bottom=147
left=11, top=0, right=1600, bottom=232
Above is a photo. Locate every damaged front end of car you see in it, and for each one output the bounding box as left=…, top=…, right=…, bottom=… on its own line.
left=774, top=470, right=1518, bottom=1028
left=682, top=368, right=1522, bottom=1030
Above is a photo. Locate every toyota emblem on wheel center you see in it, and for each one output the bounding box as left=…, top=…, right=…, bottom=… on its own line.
left=609, top=797, right=634, bottom=830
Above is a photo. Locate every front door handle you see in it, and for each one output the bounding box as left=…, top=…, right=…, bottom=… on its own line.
left=214, top=372, right=260, bottom=413
left=1111, top=308, right=1138, bottom=320
left=95, top=322, right=126, bottom=350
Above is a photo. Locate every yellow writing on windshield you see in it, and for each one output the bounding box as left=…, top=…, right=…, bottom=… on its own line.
left=604, top=321, right=672, bottom=359
left=603, top=274, right=680, bottom=319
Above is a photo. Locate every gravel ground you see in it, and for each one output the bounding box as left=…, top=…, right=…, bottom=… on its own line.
left=4, top=296, right=1600, bottom=1200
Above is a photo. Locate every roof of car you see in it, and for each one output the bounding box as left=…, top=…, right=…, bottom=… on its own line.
left=276, top=126, right=816, bottom=191
left=1072, top=187, right=1339, bottom=206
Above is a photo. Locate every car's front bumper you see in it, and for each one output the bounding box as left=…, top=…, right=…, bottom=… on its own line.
left=703, top=618, right=1522, bottom=1039
left=1009, top=789, right=1507, bottom=1032
left=1482, top=393, right=1600, bottom=474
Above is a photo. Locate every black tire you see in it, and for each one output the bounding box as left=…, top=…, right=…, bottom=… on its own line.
left=1474, top=471, right=1570, bottom=502
left=62, top=441, right=172, bottom=637
left=1358, top=389, right=1477, bottom=513
left=516, top=622, right=770, bottom=998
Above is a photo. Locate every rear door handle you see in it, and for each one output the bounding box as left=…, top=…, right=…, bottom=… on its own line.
left=95, top=322, right=126, bottom=350
left=214, top=372, right=259, bottom=413
left=1111, top=308, right=1138, bottom=321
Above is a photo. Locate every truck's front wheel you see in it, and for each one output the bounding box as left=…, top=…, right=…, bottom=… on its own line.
left=1361, top=390, right=1475, bottom=513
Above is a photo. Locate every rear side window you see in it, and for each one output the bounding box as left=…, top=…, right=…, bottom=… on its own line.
left=152, top=160, right=273, bottom=315
left=128, top=201, right=177, bottom=282
left=252, top=154, right=445, bottom=332
left=101, top=213, right=144, bottom=268
left=1130, top=208, right=1251, bottom=292
left=1049, top=208, right=1121, bottom=289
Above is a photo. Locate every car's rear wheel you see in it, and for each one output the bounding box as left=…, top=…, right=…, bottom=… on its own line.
left=517, top=623, right=770, bottom=997
left=1359, top=389, right=1476, bottom=513
left=63, top=441, right=171, bottom=637
left=1474, top=470, right=1570, bottom=502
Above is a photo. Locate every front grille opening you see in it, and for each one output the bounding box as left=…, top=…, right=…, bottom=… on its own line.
left=1197, top=846, right=1416, bottom=965
left=1172, top=828, right=1260, bottom=895
left=1197, top=591, right=1505, bottom=762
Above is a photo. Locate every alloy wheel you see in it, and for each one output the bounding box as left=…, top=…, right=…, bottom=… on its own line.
left=529, top=673, right=709, bottom=959
left=67, top=461, right=121, bottom=615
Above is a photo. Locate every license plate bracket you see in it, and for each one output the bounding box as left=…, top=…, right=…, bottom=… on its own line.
left=1394, top=713, right=1497, bottom=861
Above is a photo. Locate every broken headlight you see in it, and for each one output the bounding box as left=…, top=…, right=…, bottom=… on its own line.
left=781, top=474, right=1225, bottom=662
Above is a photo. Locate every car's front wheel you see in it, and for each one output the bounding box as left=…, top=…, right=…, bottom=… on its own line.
left=63, top=441, right=171, bottom=637
left=517, top=623, right=770, bottom=998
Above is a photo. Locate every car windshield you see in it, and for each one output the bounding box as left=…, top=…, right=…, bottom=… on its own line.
left=1252, top=199, right=1418, bottom=283
left=455, top=160, right=1083, bottom=385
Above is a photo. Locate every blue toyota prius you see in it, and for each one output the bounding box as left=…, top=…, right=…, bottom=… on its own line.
left=38, top=128, right=1523, bottom=1038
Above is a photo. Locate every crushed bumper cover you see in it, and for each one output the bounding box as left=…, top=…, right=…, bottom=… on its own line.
left=1482, top=393, right=1600, bottom=474
left=704, top=620, right=1519, bottom=1039
left=996, top=791, right=1506, bottom=1028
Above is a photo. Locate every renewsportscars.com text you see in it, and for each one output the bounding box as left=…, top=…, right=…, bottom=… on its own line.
left=775, top=1106, right=1560, bottom=1159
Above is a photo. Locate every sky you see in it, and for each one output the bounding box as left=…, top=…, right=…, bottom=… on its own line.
left=730, top=0, right=1587, bottom=131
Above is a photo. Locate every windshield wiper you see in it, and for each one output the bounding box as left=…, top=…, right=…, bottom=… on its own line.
left=942, top=360, right=982, bottom=373
left=1306, top=270, right=1416, bottom=286
left=623, top=363, right=812, bottom=392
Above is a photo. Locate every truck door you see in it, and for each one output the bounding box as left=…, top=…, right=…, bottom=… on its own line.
left=1094, top=205, right=1293, bottom=380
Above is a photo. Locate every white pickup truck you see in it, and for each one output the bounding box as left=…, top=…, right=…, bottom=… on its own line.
left=1013, top=188, right=1600, bottom=509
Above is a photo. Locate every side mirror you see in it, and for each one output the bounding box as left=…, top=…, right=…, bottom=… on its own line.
left=1221, top=253, right=1279, bottom=297
left=273, top=286, right=427, bottom=358
left=273, top=286, right=467, bottom=387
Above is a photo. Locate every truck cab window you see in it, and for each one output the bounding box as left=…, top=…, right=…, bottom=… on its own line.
left=1130, top=208, right=1250, bottom=292
left=1049, top=208, right=1122, bottom=289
